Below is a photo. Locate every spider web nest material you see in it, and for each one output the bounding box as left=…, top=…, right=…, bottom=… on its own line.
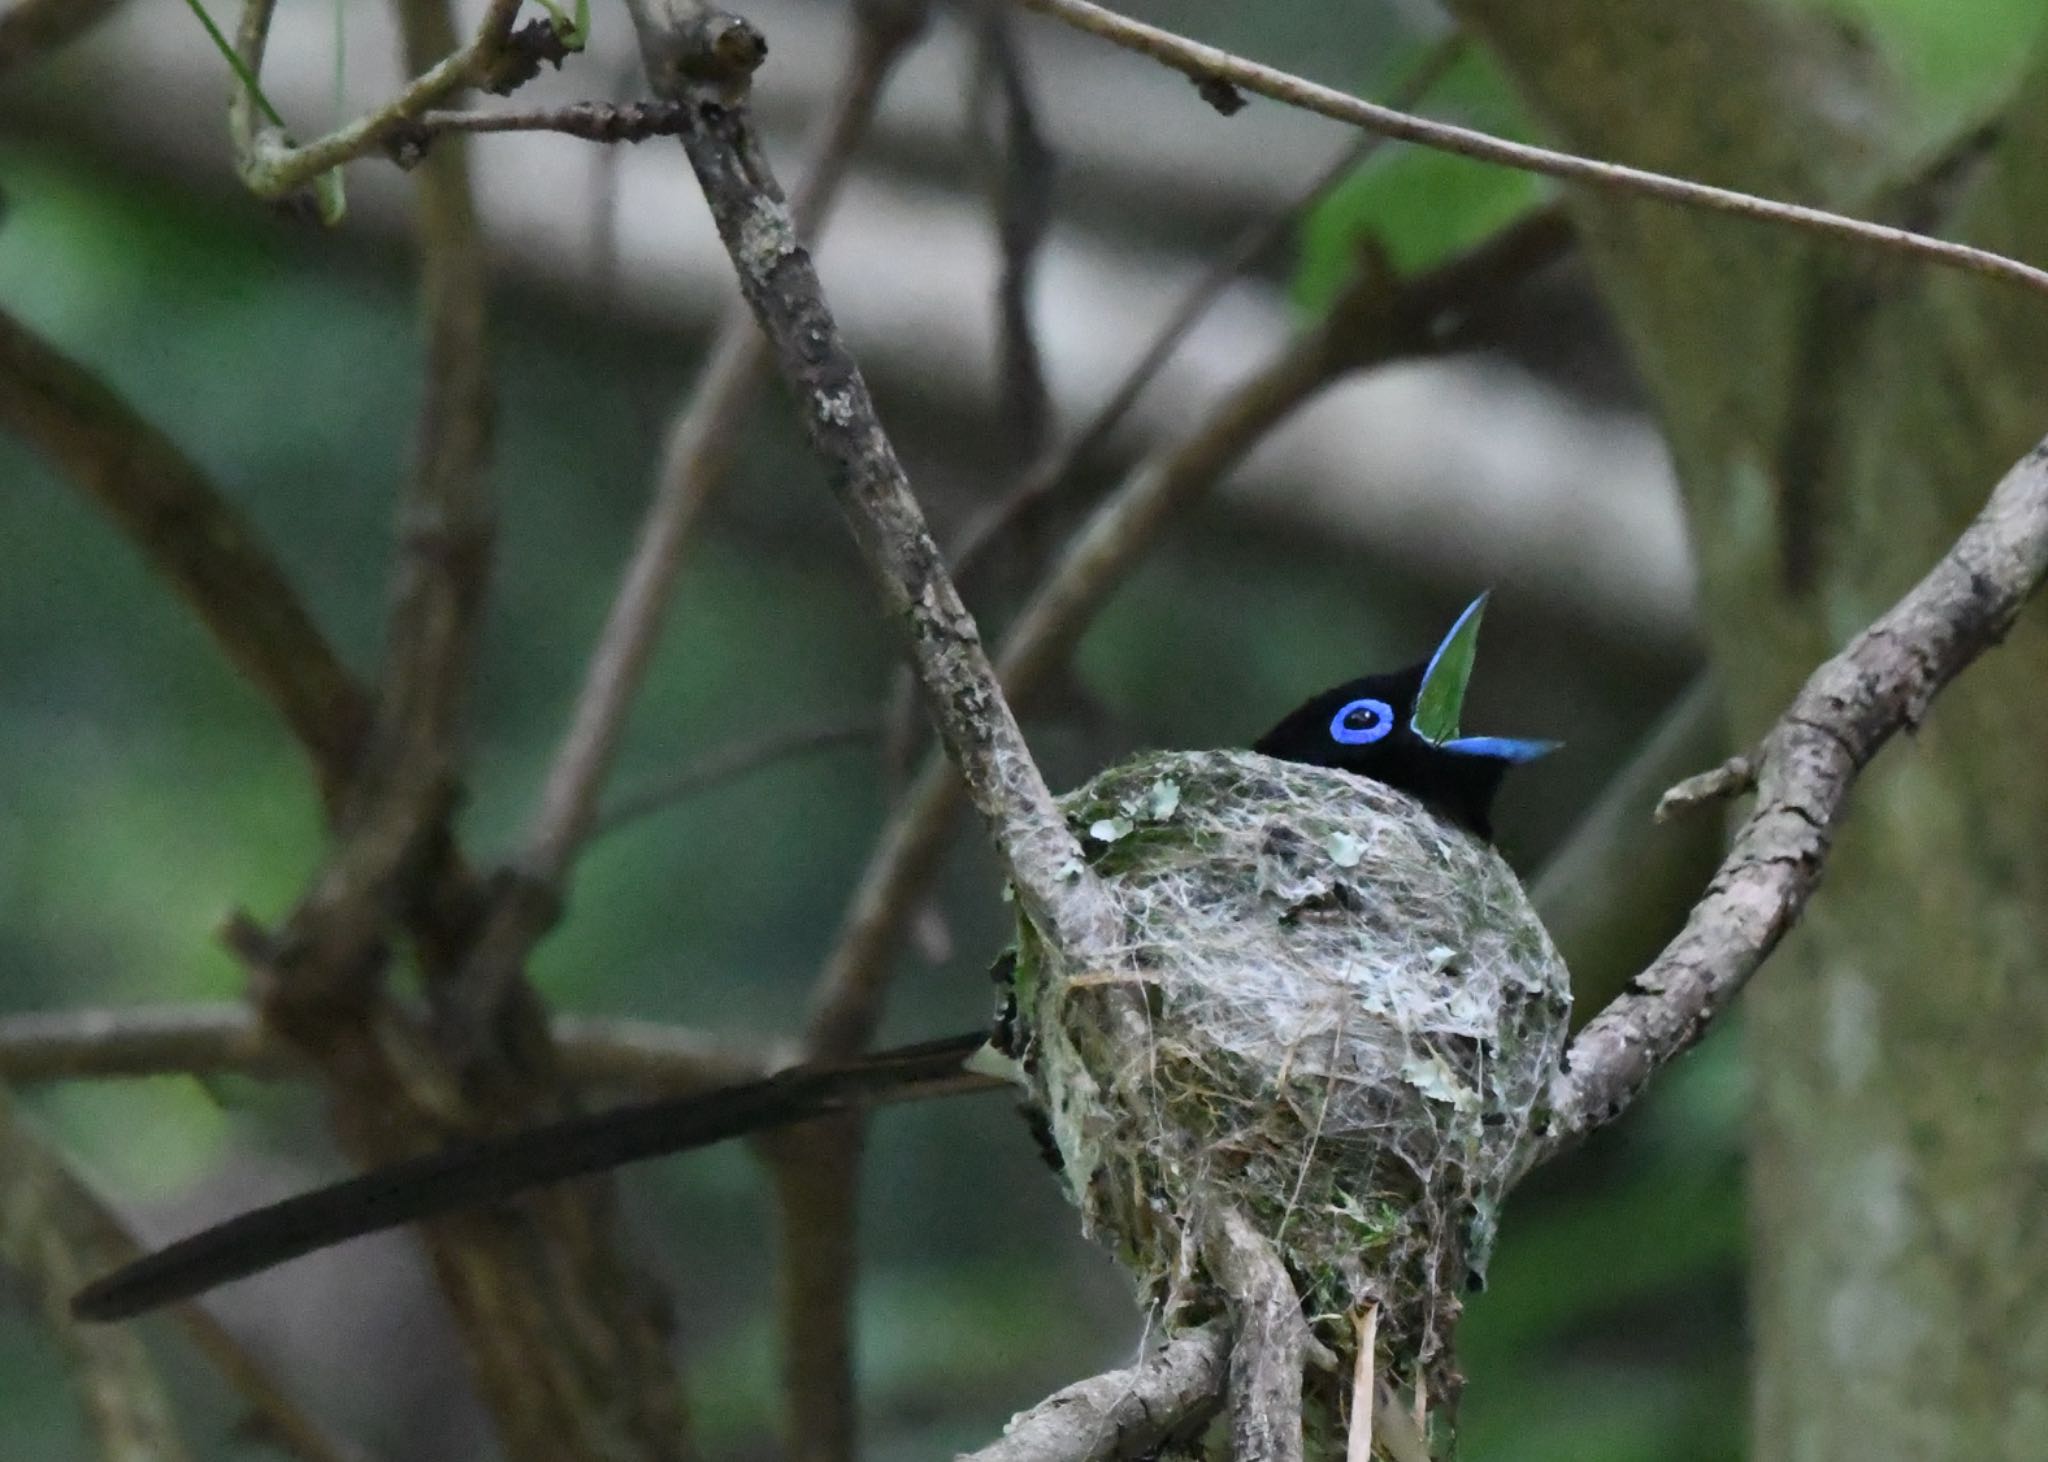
left=1013, top=749, right=1570, bottom=1441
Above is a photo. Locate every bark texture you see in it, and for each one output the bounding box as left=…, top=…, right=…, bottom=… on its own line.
left=1451, top=4, right=2048, bottom=1456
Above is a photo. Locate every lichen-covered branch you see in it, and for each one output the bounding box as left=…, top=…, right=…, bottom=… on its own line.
left=1536, top=438, right=2048, bottom=1158
left=0, top=306, right=371, bottom=811
left=1201, top=1204, right=1310, bottom=1462
left=623, top=0, right=1122, bottom=976
left=960, top=1322, right=1229, bottom=1462
left=224, top=0, right=546, bottom=204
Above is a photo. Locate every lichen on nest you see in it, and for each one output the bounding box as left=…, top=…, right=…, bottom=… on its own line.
left=1011, top=748, right=1571, bottom=1434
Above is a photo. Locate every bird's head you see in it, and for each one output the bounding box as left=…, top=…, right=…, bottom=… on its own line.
left=1252, top=593, right=1559, bottom=839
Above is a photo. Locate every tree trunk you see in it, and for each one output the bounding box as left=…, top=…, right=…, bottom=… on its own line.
left=1450, top=4, right=2048, bottom=1455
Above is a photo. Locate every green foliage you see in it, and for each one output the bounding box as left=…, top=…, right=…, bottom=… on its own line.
left=1294, top=46, right=1546, bottom=312
left=1798, top=0, right=2048, bottom=127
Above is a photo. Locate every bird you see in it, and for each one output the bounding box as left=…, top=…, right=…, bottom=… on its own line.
left=71, top=593, right=1556, bottom=1323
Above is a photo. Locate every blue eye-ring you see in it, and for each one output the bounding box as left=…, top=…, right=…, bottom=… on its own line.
left=1329, top=696, right=1394, bottom=746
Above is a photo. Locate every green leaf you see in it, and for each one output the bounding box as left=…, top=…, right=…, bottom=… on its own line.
left=1293, top=47, right=1545, bottom=314
left=1412, top=593, right=1487, bottom=744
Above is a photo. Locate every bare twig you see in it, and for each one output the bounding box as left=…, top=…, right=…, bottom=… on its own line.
left=626, top=0, right=1122, bottom=974
left=1535, top=438, right=2048, bottom=1161
left=0, top=1003, right=781, bottom=1093
left=807, top=208, right=1575, bottom=1059
left=1530, top=674, right=1727, bottom=1014
left=594, top=719, right=879, bottom=838
left=1346, top=1304, right=1376, bottom=1462
left=1014, top=0, right=2048, bottom=301
left=3, top=1082, right=364, bottom=1462
left=1655, top=752, right=1757, bottom=820
left=968, top=0, right=1056, bottom=462
left=1202, top=1203, right=1310, bottom=1462
left=0, top=307, right=371, bottom=811
left=225, top=0, right=542, bottom=203
left=961, top=1321, right=1230, bottom=1462
left=520, top=3, right=921, bottom=893
left=405, top=98, right=692, bottom=146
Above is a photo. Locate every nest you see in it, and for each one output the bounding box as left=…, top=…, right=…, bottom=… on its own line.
left=1012, top=749, right=1570, bottom=1436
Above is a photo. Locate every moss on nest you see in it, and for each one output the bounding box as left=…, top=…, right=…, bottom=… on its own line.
left=1013, top=749, right=1571, bottom=1439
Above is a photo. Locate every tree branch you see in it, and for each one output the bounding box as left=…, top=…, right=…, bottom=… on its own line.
left=0, top=1003, right=780, bottom=1093
left=1529, top=674, right=1727, bottom=1015
left=255, top=0, right=498, bottom=1022
left=960, top=1322, right=1229, bottom=1462
left=1012, top=0, right=2048, bottom=301
left=1200, top=1202, right=1310, bottom=1462
left=223, top=0, right=543, bottom=205
left=1535, top=437, right=2048, bottom=1159
left=0, top=306, right=371, bottom=812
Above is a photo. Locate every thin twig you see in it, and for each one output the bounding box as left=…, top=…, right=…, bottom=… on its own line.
left=407, top=98, right=691, bottom=145
left=1014, top=0, right=2048, bottom=301
left=1534, top=437, right=2048, bottom=1162
left=968, top=0, right=1056, bottom=462
left=1655, top=752, right=1757, bottom=820
left=1347, top=1304, right=1376, bottom=1462
left=226, top=0, right=541, bottom=202
left=960, top=1321, right=1230, bottom=1462
left=0, top=1003, right=782, bottom=1092
left=521, top=3, right=921, bottom=893
left=594, top=720, right=879, bottom=839
left=807, top=208, right=1574, bottom=1059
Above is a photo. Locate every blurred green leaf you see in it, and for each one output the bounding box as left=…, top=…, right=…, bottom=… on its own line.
left=1798, top=0, right=2048, bottom=126
left=1294, top=46, right=1545, bottom=313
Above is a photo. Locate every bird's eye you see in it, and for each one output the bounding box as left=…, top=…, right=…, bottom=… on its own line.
left=1329, top=697, right=1394, bottom=746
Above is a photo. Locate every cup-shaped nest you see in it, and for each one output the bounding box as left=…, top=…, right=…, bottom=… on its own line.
left=1014, top=749, right=1570, bottom=1410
